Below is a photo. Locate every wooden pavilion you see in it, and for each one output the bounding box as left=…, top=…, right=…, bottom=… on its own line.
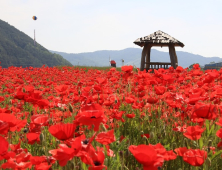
left=134, top=30, right=184, bottom=71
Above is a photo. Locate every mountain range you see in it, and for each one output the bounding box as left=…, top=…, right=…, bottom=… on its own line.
left=51, top=48, right=222, bottom=68
left=0, top=19, right=72, bottom=68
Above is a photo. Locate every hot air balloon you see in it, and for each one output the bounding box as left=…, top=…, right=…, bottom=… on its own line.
left=32, top=16, right=37, bottom=20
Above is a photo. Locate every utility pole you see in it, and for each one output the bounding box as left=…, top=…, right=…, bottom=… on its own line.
left=34, top=29, right=36, bottom=45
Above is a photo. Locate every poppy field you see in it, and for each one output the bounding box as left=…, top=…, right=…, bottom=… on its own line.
left=1, top=64, right=222, bottom=170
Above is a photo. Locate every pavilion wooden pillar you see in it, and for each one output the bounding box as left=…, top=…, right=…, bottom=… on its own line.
left=140, top=44, right=151, bottom=71
left=145, top=45, right=152, bottom=70
left=168, top=44, right=178, bottom=69
left=140, top=45, right=147, bottom=71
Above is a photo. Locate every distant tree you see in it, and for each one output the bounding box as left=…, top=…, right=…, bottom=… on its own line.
left=209, top=61, right=215, bottom=64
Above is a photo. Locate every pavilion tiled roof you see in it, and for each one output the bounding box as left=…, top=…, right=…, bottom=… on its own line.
left=134, top=30, right=184, bottom=47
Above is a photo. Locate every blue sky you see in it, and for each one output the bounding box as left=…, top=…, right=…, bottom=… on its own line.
left=1, top=0, right=222, bottom=57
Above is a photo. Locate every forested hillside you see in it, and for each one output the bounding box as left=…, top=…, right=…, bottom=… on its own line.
left=0, top=19, right=72, bottom=68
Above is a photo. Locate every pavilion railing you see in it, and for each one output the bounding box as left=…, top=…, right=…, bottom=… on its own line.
left=145, top=62, right=172, bottom=69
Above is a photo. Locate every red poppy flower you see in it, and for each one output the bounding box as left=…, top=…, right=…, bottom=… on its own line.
left=49, top=144, right=76, bottom=167
left=175, top=147, right=207, bottom=166
left=105, top=145, right=115, bottom=157
left=31, top=114, right=49, bottom=126
left=30, top=156, right=47, bottom=165
left=192, top=102, right=217, bottom=120
left=95, top=129, right=116, bottom=145
left=48, top=123, right=76, bottom=141
left=24, top=85, right=34, bottom=92
left=176, top=66, right=184, bottom=73
left=162, top=150, right=177, bottom=161
left=146, top=96, right=159, bottom=104
left=49, top=135, right=82, bottom=166
left=0, top=136, right=9, bottom=157
left=55, top=85, right=69, bottom=93
left=0, top=113, right=26, bottom=132
left=183, top=125, right=205, bottom=140
left=79, top=147, right=107, bottom=170
left=216, top=118, right=222, bottom=126
left=120, top=135, right=125, bottom=142
left=74, top=104, right=107, bottom=131
left=96, top=78, right=107, bottom=85
left=0, top=120, right=9, bottom=135
left=154, top=86, right=166, bottom=95
left=193, top=64, right=200, bottom=70
left=1, top=157, right=32, bottom=169
left=0, top=113, right=17, bottom=128
left=10, top=142, right=27, bottom=154
left=35, top=162, right=52, bottom=170
left=141, top=133, right=150, bottom=139
left=183, top=149, right=207, bottom=166
left=16, top=152, right=32, bottom=164
left=174, top=147, right=188, bottom=156
left=37, top=99, right=50, bottom=108
left=26, top=132, right=40, bottom=145
left=0, top=96, right=4, bottom=102
left=121, top=65, right=133, bottom=72
left=14, top=91, right=28, bottom=100
left=129, top=144, right=164, bottom=170
left=216, top=128, right=222, bottom=139
left=126, top=113, right=135, bottom=118
left=125, top=97, right=135, bottom=104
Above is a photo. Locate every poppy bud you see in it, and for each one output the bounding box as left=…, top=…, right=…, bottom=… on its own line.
left=171, top=142, right=177, bottom=150
left=49, top=119, right=53, bottom=125
left=60, top=107, right=65, bottom=112
left=161, top=129, right=166, bottom=137
left=125, top=149, right=130, bottom=157
left=140, top=131, right=144, bottom=135
left=23, top=128, right=28, bottom=133
left=101, top=123, right=107, bottom=132
left=104, top=158, right=108, bottom=165
left=184, top=138, right=189, bottom=148
left=70, top=162, right=75, bottom=169
left=41, top=148, right=45, bottom=153
left=150, top=132, right=154, bottom=139
left=208, top=140, right=212, bottom=152
left=40, top=133, right=44, bottom=143
left=208, top=140, right=212, bottom=148
left=68, top=103, right=73, bottom=113
left=205, top=157, right=211, bottom=167
left=192, top=141, right=197, bottom=148
left=119, top=151, right=123, bottom=157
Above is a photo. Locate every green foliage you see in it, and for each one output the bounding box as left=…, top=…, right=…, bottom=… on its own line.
left=0, top=19, right=72, bottom=68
